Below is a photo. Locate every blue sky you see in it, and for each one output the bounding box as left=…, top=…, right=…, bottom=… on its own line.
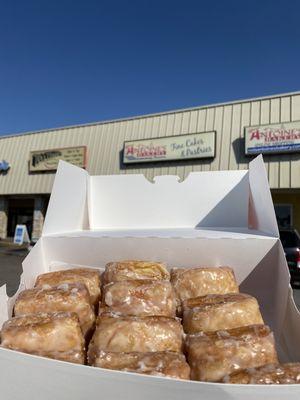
left=0, top=0, right=299, bottom=136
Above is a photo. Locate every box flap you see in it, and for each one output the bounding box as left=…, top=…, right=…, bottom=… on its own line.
left=89, top=170, right=249, bottom=230
left=44, top=227, right=275, bottom=241
left=42, top=161, right=89, bottom=236
left=42, top=155, right=277, bottom=235
left=248, top=155, right=279, bottom=237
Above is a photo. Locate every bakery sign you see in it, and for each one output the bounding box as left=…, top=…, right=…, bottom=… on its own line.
left=29, top=146, right=86, bottom=172
left=245, top=121, right=300, bottom=155
left=123, top=132, right=215, bottom=164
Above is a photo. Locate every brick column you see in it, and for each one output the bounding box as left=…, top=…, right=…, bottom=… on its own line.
left=0, top=197, right=8, bottom=239
left=32, top=197, right=45, bottom=241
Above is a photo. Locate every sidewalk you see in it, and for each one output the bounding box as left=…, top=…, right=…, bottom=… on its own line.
left=0, top=239, right=30, bottom=256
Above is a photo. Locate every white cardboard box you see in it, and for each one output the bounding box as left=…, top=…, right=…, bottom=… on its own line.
left=0, top=155, right=300, bottom=399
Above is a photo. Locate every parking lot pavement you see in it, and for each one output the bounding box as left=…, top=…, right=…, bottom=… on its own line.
left=293, top=287, right=300, bottom=309
left=0, top=247, right=300, bottom=308
left=0, top=246, right=28, bottom=296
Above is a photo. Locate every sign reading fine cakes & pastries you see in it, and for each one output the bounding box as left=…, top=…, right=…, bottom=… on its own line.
left=29, top=146, right=87, bottom=172
left=123, top=132, right=216, bottom=164
left=245, top=121, right=300, bottom=155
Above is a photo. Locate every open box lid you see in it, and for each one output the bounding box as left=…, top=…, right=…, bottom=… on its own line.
left=3, top=156, right=300, bottom=400
left=42, top=155, right=278, bottom=238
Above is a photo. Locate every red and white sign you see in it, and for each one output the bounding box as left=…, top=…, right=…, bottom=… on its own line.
left=123, top=132, right=215, bottom=164
left=245, top=121, right=300, bottom=155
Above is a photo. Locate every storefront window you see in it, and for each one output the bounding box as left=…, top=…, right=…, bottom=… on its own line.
left=274, top=204, right=293, bottom=229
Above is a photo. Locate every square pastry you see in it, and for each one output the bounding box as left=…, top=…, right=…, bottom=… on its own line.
left=88, top=314, right=183, bottom=364
left=182, top=293, right=263, bottom=333
left=102, top=280, right=176, bottom=317
left=171, top=267, right=239, bottom=313
left=91, top=351, right=190, bottom=380
left=14, top=283, right=95, bottom=336
left=224, top=363, right=300, bottom=384
left=185, top=325, right=278, bottom=382
left=103, top=260, right=169, bottom=284
left=1, top=312, right=85, bottom=364
left=35, top=268, right=101, bottom=307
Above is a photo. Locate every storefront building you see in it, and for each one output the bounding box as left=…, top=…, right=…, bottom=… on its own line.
left=0, top=91, right=300, bottom=240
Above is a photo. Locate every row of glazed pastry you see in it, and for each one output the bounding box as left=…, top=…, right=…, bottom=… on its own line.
left=91, top=260, right=190, bottom=380
left=1, top=268, right=101, bottom=364
left=171, top=266, right=300, bottom=384
left=170, top=266, right=273, bottom=381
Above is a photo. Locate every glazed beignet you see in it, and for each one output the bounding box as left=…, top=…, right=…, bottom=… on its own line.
left=102, top=280, right=176, bottom=317
left=91, top=351, right=190, bottom=379
left=182, top=293, right=263, bottom=333
left=224, top=363, right=300, bottom=384
left=88, top=314, right=183, bottom=363
left=14, top=283, right=95, bottom=336
left=171, top=267, right=239, bottom=312
left=35, top=268, right=101, bottom=306
left=185, top=325, right=278, bottom=382
left=1, top=312, right=85, bottom=364
left=103, top=260, right=169, bottom=284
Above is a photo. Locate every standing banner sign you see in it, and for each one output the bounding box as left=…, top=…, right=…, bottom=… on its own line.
left=13, top=225, right=30, bottom=245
